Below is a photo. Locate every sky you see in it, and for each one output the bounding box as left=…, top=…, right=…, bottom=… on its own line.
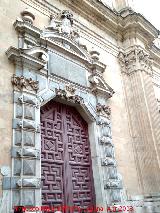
left=106, top=0, right=160, bottom=30
left=134, top=0, right=160, bottom=30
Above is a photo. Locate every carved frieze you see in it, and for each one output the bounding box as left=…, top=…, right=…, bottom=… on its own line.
left=96, top=103, right=111, bottom=117
left=118, top=47, right=152, bottom=75
left=11, top=75, right=39, bottom=92
left=55, top=88, right=84, bottom=104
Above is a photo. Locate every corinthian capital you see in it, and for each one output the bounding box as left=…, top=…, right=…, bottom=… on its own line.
left=118, top=47, right=152, bottom=75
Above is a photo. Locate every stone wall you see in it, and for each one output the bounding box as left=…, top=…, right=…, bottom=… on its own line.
left=0, top=0, right=160, bottom=210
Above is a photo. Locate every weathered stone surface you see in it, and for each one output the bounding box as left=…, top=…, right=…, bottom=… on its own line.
left=1, top=0, right=160, bottom=212
left=14, top=159, right=21, bottom=176
left=22, top=190, right=35, bottom=206
left=12, top=190, right=20, bottom=206
left=24, top=105, right=35, bottom=120
left=14, top=130, right=22, bottom=146
left=49, top=52, right=88, bottom=86
left=23, top=159, right=35, bottom=175
left=23, top=131, right=35, bottom=146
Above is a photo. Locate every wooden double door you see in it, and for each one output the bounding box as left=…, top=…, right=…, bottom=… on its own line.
left=41, top=101, right=95, bottom=212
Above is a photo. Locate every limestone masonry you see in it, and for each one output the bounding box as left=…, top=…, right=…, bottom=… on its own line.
left=0, top=0, right=160, bottom=212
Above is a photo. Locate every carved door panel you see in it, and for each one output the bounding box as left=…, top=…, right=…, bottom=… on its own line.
left=41, top=101, right=95, bottom=212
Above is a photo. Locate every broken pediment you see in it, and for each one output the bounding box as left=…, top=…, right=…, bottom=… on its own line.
left=89, top=73, right=114, bottom=99
left=42, top=10, right=91, bottom=62
left=7, top=8, right=114, bottom=100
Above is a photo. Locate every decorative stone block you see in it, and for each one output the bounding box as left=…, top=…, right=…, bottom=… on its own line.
left=22, top=190, right=35, bottom=206
left=23, top=131, right=35, bottom=146
left=14, top=159, right=21, bottom=176
left=2, top=177, right=41, bottom=189
left=0, top=166, right=11, bottom=176
left=99, top=136, right=112, bottom=145
left=105, top=146, right=114, bottom=158
left=24, top=105, right=35, bottom=120
left=102, top=157, right=116, bottom=166
left=15, top=130, right=22, bottom=146
left=110, top=190, right=121, bottom=202
left=108, top=167, right=118, bottom=179
left=23, top=120, right=36, bottom=130
left=104, top=179, right=122, bottom=189
left=16, top=104, right=23, bottom=118
left=23, top=95, right=37, bottom=106
left=12, top=119, right=23, bottom=129
left=23, top=159, right=35, bottom=175
left=2, top=177, right=19, bottom=189
left=16, top=178, right=41, bottom=188
left=23, top=148, right=40, bottom=159
left=12, top=190, right=20, bottom=206
left=11, top=147, right=40, bottom=159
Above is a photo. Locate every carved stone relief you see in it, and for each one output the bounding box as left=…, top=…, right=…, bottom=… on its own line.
left=11, top=75, right=39, bottom=91
left=118, top=46, right=152, bottom=75
left=5, top=8, right=123, bottom=210
left=55, top=88, right=84, bottom=104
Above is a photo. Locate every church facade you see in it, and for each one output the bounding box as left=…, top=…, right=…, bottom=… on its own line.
left=0, top=0, right=160, bottom=212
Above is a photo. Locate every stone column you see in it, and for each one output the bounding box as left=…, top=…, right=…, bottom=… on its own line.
left=119, top=46, right=160, bottom=211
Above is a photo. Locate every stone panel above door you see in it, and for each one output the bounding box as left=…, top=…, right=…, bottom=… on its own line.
left=49, top=52, right=88, bottom=86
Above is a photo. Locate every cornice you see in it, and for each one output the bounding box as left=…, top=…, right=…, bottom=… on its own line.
left=150, top=45, right=160, bottom=70
left=119, top=13, right=159, bottom=44
left=20, top=0, right=159, bottom=50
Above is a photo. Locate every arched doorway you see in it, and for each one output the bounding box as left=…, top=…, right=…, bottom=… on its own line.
left=40, top=100, right=96, bottom=212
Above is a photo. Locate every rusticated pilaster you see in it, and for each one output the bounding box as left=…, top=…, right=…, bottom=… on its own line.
left=96, top=104, right=123, bottom=205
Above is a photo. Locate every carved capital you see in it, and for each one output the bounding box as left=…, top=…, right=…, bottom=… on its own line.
left=11, top=75, right=39, bottom=92
left=118, top=47, right=152, bottom=75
